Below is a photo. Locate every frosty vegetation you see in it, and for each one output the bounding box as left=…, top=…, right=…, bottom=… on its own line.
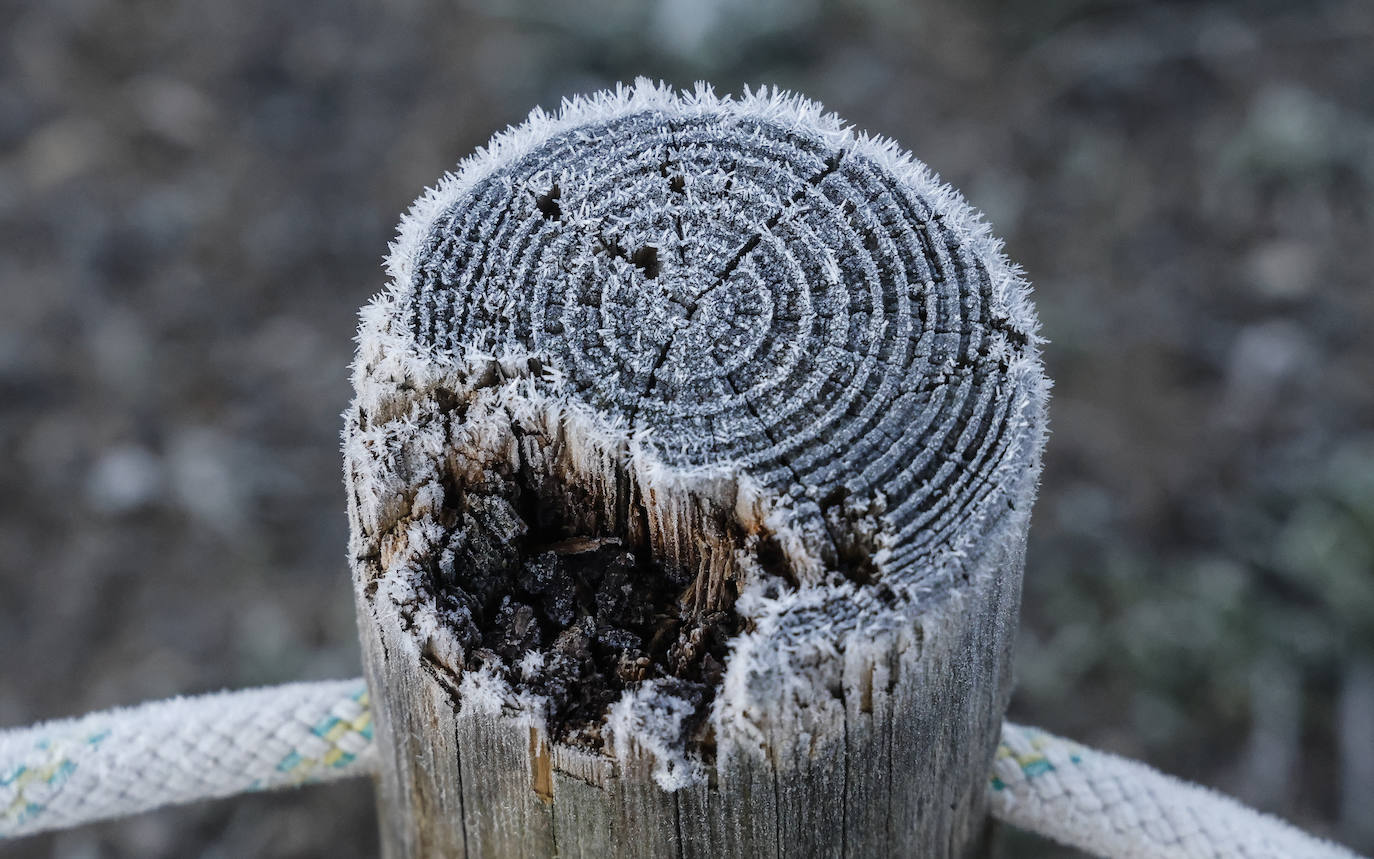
left=345, top=80, right=1047, bottom=788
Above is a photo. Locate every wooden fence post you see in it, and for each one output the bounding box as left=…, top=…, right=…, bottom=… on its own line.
left=345, top=82, right=1047, bottom=858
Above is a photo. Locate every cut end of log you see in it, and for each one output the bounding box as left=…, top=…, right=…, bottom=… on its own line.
left=347, top=79, right=1049, bottom=802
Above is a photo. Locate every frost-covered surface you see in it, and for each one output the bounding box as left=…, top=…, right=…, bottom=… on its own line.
left=606, top=679, right=707, bottom=790
left=347, top=81, right=1047, bottom=786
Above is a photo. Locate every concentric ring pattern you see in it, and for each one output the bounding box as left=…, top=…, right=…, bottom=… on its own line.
left=404, top=102, right=1039, bottom=575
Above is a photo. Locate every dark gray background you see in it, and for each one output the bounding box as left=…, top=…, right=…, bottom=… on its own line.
left=2, top=0, right=1371, bottom=855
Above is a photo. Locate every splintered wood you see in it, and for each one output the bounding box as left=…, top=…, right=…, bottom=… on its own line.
left=347, top=81, right=1047, bottom=859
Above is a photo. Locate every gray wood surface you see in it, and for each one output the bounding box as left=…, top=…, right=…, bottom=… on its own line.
left=346, top=84, right=1048, bottom=858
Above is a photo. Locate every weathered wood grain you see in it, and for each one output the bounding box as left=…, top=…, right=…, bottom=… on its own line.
left=346, top=81, right=1047, bottom=858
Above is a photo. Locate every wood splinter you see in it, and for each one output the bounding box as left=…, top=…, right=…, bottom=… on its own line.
left=346, top=80, right=1048, bottom=858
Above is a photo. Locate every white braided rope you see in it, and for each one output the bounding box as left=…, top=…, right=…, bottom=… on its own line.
left=991, top=722, right=1362, bottom=858
left=0, top=679, right=374, bottom=840
left=1, top=681, right=1363, bottom=858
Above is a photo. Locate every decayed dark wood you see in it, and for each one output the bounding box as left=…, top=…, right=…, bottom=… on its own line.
left=346, top=81, right=1048, bottom=858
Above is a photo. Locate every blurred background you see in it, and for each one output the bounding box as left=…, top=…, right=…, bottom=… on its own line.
left=1, top=0, right=1371, bottom=855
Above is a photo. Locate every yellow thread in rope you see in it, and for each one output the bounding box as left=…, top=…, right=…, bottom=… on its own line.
left=990, top=727, right=1083, bottom=791
left=270, top=688, right=373, bottom=785
left=2, top=730, right=109, bottom=830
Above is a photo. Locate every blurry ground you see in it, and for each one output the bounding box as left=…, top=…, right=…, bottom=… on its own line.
left=1, top=0, right=1371, bottom=855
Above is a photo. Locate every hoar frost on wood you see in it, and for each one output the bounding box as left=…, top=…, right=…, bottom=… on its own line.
left=346, top=79, right=1048, bottom=858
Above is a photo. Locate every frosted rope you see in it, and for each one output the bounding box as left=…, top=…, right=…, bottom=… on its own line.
left=991, top=722, right=1362, bottom=859
left=0, top=680, right=373, bottom=840
left=1, top=680, right=1363, bottom=858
